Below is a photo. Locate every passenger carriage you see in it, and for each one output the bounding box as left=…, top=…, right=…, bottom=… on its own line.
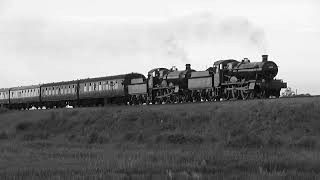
left=0, top=88, right=10, bottom=108
left=41, top=80, right=78, bottom=108
left=9, top=85, right=41, bottom=109
left=78, top=73, right=146, bottom=106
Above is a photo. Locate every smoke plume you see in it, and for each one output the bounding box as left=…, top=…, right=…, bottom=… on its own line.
left=0, top=12, right=268, bottom=87
left=0, top=12, right=267, bottom=63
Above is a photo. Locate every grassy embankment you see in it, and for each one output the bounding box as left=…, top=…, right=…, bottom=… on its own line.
left=0, top=97, right=320, bottom=179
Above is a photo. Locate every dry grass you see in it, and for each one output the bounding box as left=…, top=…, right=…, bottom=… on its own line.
left=0, top=97, right=320, bottom=179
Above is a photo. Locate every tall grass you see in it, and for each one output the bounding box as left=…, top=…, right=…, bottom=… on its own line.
left=6, top=97, right=319, bottom=147
left=0, top=97, right=320, bottom=179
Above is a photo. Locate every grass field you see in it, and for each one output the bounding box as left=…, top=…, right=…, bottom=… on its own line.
left=0, top=97, right=320, bottom=179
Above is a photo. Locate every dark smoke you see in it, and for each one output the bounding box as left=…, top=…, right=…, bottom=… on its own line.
left=164, top=36, right=190, bottom=63
left=160, top=13, right=268, bottom=62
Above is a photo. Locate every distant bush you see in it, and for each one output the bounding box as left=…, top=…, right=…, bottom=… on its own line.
left=87, top=132, right=99, bottom=144
left=87, top=131, right=110, bottom=144
left=291, top=136, right=318, bottom=149
left=24, top=141, right=53, bottom=149
left=0, top=131, right=9, bottom=140
left=0, top=108, right=9, bottom=114
left=122, top=132, right=145, bottom=143
left=22, top=132, right=49, bottom=141
left=266, top=136, right=285, bottom=147
left=15, top=121, right=35, bottom=131
left=155, top=133, right=204, bottom=144
left=227, top=134, right=264, bottom=148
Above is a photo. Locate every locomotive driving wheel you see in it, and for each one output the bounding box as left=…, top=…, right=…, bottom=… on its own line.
left=241, top=90, right=254, bottom=100
left=226, top=85, right=241, bottom=100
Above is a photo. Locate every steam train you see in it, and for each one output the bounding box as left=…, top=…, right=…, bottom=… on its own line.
left=0, top=55, right=287, bottom=109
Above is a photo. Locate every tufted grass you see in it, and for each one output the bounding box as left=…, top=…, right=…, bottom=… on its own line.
left=0, top=97, right=320, bottom=179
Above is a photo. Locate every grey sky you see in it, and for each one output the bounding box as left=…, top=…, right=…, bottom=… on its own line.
left=0, top=0, right=319, bottom=94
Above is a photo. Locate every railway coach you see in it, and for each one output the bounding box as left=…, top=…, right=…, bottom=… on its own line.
left=78, top=73, right=146, bottom=106
left=9, top=85, right=41, bottom=109
left=0, top=88, right=10, bottom=108
left=41, top=80, right=78, bottom=108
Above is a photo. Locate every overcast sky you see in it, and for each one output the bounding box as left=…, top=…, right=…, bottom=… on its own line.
left=0, top=0, right=319, bottom=94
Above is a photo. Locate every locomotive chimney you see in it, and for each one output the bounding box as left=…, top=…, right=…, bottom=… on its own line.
left=262, top=55, right=268, bottom=62
left=185, top=64, right=191, bottom=70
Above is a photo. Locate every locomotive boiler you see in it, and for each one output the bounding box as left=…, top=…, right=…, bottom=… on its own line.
left=229, top=55, right=278, bottom=81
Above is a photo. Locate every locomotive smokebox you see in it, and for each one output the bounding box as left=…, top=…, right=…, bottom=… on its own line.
left=262, top=55, right=268, bottom=62
left=186, top=64, right=191, bottom=70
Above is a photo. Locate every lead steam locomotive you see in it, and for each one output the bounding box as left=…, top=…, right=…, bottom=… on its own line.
left=0, top=55, right=287, bottom=109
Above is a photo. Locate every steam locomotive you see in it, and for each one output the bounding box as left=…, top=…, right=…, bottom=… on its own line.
left=0, top=55, right=286, bottom=109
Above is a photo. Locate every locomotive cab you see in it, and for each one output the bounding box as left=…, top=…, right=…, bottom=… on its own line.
left=213, top=59, right=239, bottom=87
left=147, top=68, right=169, bottom=89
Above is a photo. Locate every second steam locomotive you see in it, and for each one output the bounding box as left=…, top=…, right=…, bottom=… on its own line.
left=0, top=55, right=287, bottom=109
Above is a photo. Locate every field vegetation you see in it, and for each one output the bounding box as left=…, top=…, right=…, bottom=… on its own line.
left=0, top=97, right=320, bottom=179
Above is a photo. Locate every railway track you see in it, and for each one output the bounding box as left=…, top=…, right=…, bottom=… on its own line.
left=26, top=96, right=319, bottom=111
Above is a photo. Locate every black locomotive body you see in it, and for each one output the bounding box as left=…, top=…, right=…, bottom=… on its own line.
left=212, top=55, right=287, bottom=100
left=145, top=64, right=195, bottom=104
left=143, top=55, right=287, bottom=104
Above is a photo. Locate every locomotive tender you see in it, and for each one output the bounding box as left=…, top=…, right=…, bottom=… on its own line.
left=0, top=55, right=286, bottom=109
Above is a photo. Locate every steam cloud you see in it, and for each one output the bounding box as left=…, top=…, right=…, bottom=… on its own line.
left=0, top=12, right=268, bottom=88
left=0, top=12, right=267, bottom=64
